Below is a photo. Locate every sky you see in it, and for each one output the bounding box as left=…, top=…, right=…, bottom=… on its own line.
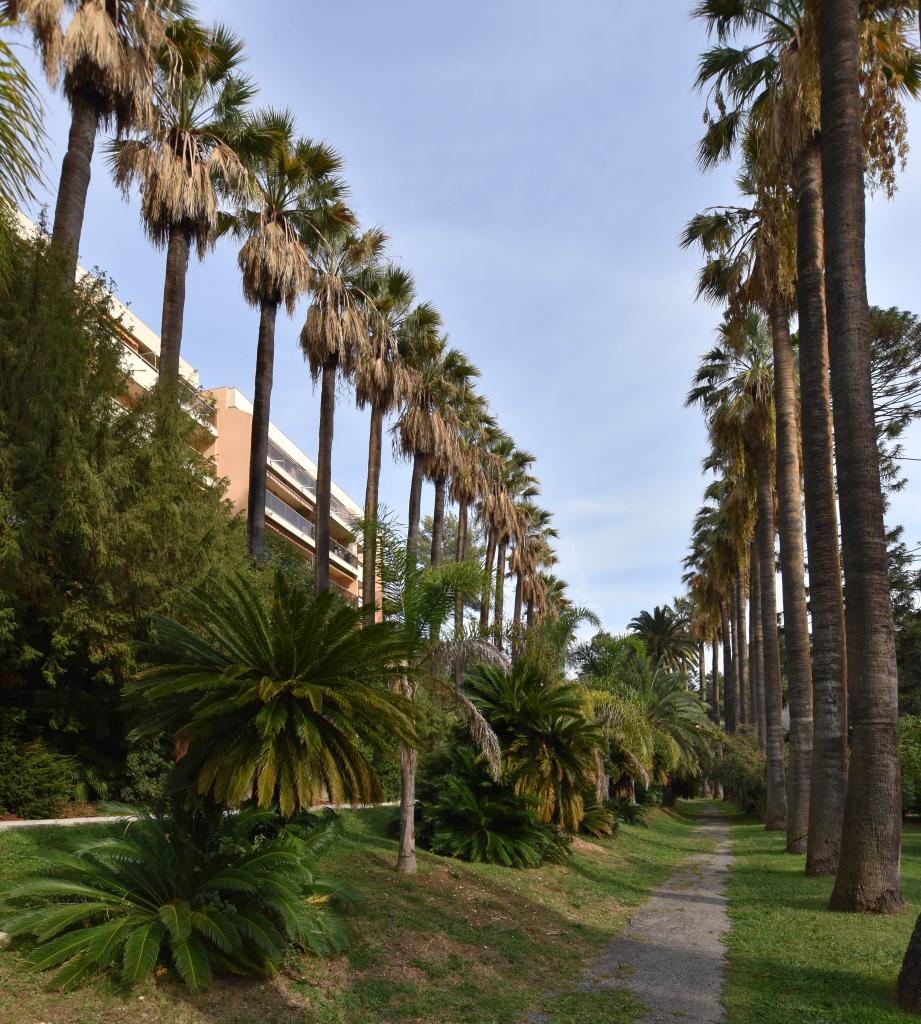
left=13, top=2, right=921, bottom=633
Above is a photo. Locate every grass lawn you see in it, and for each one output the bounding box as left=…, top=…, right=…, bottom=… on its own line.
left=723, top=810, right=921, bottom=1023
left=0, top=802, right=712, bottom=1024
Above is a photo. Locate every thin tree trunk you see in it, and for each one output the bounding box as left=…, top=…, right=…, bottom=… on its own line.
left=770, top=302, right=814, bottom=855
left=822, top=0, right=903, bottom=914
left=526, top=599, right=534, bottom=629
left=720, top=602, right=736, bottom=734
left=711, top=637, right=721, bottom=727
left=406, top=454, right=424, bottom=563
left=363, top=402, right=383, bottom=623
left=749, top=535, right=766, bottom=748
left=735, top=572, right=749, bottom=727
left=455, top=499, right=468, bottom=639
left=314, top=356, right=337, bottom=595
left=396, top=678, right=417, bottom=874
left=480, top=528, right=496, bottom=634
left=493, top=539, right=507, bottom=650
left=796, top=135, right=849, bottom=877
left=52, top=88, right=98, bottom=274
left=247, top=299, right=278, bottom=559
left=698, top=640, right=706, bottom=698
left=512, top=573, right=524, bottom=662
left=756, top=441, right=787, bottom=831
left=430, top=476, right=446, bottom=566
left=159, top=222, right=192, bottom=386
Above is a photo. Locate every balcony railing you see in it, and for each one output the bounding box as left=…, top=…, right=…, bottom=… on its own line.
left=330, top=536, right=360, bottom=568
left=266, top=491, right=316, bottom=541
left=330, top=581, right=360, bottom=606
left=268, top=442, right=317, bottom=497
left=266, top=442, right=358, bottom=530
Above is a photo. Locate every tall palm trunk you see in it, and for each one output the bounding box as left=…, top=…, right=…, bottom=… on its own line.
left=698, top=640, right=706, bottom=698
left=396, top=676, right=417, bottom=874
left=314, top=356, right=337, bottom=595
left=363, top=402, right=384, bottom=623
left=430, top=476, right=446, bottom=566
left=512, top=573, right=524, bottom=662
left=159, top=222, right=192, bottom=385
left=455, top=499, right=468, bottom=640
left=720, top=601, right=736, bottom=733
left=526, top=599, right=534, bottom=629
left=755, top=441, right=787, bottom=830
left=493, top=539, right=507, bottom=650
left=770, top=303, right=814, bottom=855
left=53, top=88, right=98, bottom=273
left=734, top=572, right=749, bottom=727
left=406, top=454, right=424, bottom=563
left=479, top=528, right=496, bottom=634
left=821, top=0, right=903, bottom=914
left=711, top=637, right=721, bottom=726
left=796, top=136, right=848, bottom=877
left=247, top=299, right=278, bottom=559
left=749, top=535, right=766, bottom=748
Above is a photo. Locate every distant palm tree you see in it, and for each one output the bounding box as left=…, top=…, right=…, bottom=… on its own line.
left=628, top=605, right=696, bottom=674
left=301, top=224, right=386, bottom=595
left=222, top=112, right=349, bottom=557
left=6, top=0, right=175, bottom=269
left=109, top=19, right=267, bottom=384
left=688, top=312, right=787, bottom=830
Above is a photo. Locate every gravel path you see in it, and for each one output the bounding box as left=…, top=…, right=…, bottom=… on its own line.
left=580, top=805, right=733, bottom=1023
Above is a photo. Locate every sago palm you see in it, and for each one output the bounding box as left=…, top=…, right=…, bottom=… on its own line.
left=125, top=571, right=417, bottom=816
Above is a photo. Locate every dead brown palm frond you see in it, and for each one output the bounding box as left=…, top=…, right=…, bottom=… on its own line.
left=239, top=216, right=311, bottom=312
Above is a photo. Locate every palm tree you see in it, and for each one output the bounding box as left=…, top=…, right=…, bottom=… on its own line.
left=628, top=605, right=697, bottom=674
left=376, top=524, right=501, bottom=874
left=694, top=0, right=919, bottom=873
left=0, top=25, right=44, bottom=276
left=684, top=167, right=813, bottom=849
left=125, top=571, right=417, bottom=816
left=222, top=113, right=349, bottom=558
left=355, top=266, right=437, bottom=617
left=109, top=19, right=263, bottom=384
left=822, top=0, right=904, bottom=915
left=395, top=334, right=464, bottom=564
left=6, top=0, right=175, bottom=270
left=301, top=224, right=386, bottom=595
left=688, top=313, right=786, bottom=829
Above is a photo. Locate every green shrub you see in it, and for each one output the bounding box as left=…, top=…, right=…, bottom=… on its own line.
left=412, top=744, right=571, bottom=868
left=118, top=735, right=175, bottom=810
left=610, top=798, right=649, bottom=827
left=714, top=731, right=765, bottom=816
left=0, top=739, right=75, bottom=819
left=0, top=804, right=348, bottom=991
left=579, top=798, right=617, bottom=838
left=900, top=715, right=921, bottom=815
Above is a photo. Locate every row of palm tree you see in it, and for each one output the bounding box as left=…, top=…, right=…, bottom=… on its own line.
left=2, top=2, right=570, bottom=639
left=682, top=0, right=918, bottom=943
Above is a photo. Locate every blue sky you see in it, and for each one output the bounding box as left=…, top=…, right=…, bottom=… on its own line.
left=14, top=2, right=921, bottom=632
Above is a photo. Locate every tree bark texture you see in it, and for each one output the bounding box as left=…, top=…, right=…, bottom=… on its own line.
left=247, top=300, right=278, bottom=559
left=314, top=356, right=337, bottom=595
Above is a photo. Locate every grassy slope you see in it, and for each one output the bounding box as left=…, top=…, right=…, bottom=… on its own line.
left=0, top=804, right=710, bottom=1024
left=724, top=811, right=921, bottom=1023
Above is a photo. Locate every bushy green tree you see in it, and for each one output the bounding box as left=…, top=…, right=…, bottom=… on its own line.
left=0, top=229, right=251, bottom=781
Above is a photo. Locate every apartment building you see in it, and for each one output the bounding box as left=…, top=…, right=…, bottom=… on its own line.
left=204, top=387, right=363, bottom=604
left=105, top=275, right=364, bottom=604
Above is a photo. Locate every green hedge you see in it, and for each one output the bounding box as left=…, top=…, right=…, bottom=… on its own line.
left=0, top=739, right=75, bottom=819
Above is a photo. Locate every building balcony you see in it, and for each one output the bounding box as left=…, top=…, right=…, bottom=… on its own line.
left=265, top=491, right=360, bottom=577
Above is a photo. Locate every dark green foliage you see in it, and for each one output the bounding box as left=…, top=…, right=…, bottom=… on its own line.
left=0, top=229, right=252, bottom=782
left=579, top=798, right=617, bottom=838
left=714, top=731, right=765, bottom=816
left=0, top=738, right=75, bottom=819
left=0, top=804, right=349, bottom=991
left=413, top=744, right=570, bottom=868
left=610, top=798, right=649, bottom=827
left=900, top=716, right=921, bottom=816
left=118, top=735, right=175, bottom=809
left=125, top=571, right=418, bottom=816
left=464, top=659, right=602, bottom=831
